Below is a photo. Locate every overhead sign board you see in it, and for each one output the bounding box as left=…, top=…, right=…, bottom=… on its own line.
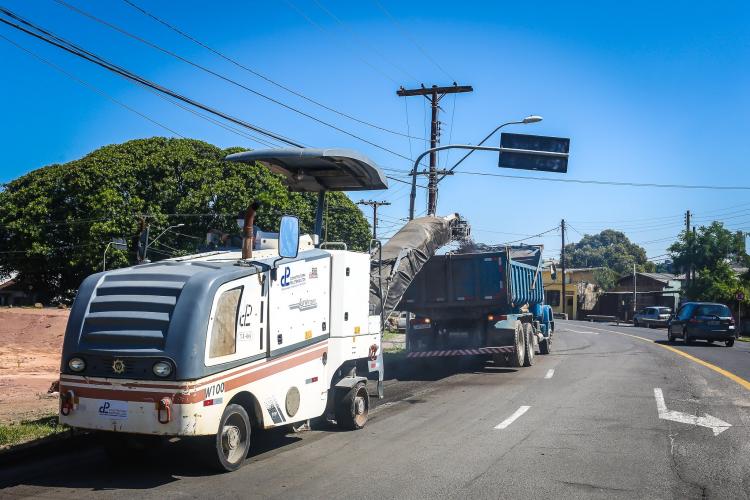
left=499, top=133, right=570, bottom=173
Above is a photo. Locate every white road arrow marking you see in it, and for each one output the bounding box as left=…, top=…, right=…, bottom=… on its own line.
left=494, top=406, right=530, bottom=429
left=653, top=388, right=731, bottom=436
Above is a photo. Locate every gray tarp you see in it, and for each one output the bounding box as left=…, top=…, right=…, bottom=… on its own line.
left=369, top=216, right=452, bottom=318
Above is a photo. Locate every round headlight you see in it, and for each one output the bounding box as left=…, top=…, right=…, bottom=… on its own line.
left=153, top=361, right=173, bottom=377
left=68, top=357, right=86, bottom=372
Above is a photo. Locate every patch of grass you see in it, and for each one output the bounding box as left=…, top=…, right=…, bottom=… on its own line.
left=737, top=336, right=750, bottom=343
left=0, top=415, right=65, bottom=448
left=382, top=331, right=404, bottom=341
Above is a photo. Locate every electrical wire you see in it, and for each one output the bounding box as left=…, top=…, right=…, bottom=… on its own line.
left=370, top=0, right=455, bottom=82
left=0, top=6, right=304, bottom=147
left=0, top=33, right=185, bottom=139
left=51, top=0, right=421, bottom=159
left=122, top=0, right=419, bottom=140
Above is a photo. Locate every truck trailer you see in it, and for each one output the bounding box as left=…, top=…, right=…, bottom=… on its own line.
left=401, top=246, right=554, bottom=367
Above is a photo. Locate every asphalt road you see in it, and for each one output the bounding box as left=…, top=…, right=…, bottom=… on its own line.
left=3, top=320, right=750, bottom=499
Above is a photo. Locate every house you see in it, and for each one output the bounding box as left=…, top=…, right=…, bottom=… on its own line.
left=541, top=264, right=603, bottom=319
left=614, top=272, right=682, bottom=293
left=0, top=273, right=33, bottom=306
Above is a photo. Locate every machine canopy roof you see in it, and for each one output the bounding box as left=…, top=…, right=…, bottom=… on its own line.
left=224, top=148, right=388, bottom=192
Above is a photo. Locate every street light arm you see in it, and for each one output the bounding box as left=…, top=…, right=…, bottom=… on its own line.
left=408, top=144, right=568, bottom=219
left=439, top=120, right=523, bottom=181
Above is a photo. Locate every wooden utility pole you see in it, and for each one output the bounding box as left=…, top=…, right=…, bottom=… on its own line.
left=397, top=84, right=473, bottom=216
left=357, top=200, right=391, bottom=239
left=685, top=210, right=691, bottom=290
left=561, top=219, right=567, bottom=318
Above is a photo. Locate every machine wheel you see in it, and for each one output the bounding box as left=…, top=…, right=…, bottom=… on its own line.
left=726, top=339, right=735, bottom=347
left=335, top=382, right=369, bottom=430
left=523, top=323, right=535, bottom=367
left=667, top=329, right=675, bottom=343
left=633, top=319, right=639, bottom=327
left=707, top=339, right=714, bottom=344
left=211, top=403, right=251, bottom=472
left=509, top=322, right=526, bottom=367
left=539, top=336, right=550, bottom=354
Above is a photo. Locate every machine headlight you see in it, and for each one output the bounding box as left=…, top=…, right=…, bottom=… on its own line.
left=152, top=361, right=173, bottom=377
left=68, top=357, right=86, bottom=372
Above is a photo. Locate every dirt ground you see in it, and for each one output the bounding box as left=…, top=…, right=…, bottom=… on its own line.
left=0, top=308, right=67, bottom=423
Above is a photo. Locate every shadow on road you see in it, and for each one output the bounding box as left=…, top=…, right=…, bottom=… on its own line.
left=0, top=427, right=304, bottom=491
left=654, top=339, right=726, bottom=348
left=382, top=352, right=517, bottom=382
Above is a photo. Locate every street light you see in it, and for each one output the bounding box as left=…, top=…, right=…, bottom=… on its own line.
left=409, top=115, right=544, bottom=219
left=144, top=223, right=185, bottom=261
left=102, top=238, right=127, bottom=271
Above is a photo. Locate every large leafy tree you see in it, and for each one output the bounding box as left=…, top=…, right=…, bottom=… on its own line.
left=0, top=138, right=371, bottom=301
left=668, top=221, right=748, bottom=303
left=564, top=229, right=654, bottom=278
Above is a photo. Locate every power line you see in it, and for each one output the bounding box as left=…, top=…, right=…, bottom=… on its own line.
left=0, top=6, right=303, bottom=147
left=500, top=226, right=560, bottom=245
left=0, top=34, right=185, bottom=139
left=311, top=0, right=419, bottom=83
left=280, top=0, right=400, bottom=85
left=370, top=0, right=455, bottom=82
left=120, top=0, right=419, bottom=140
left=452, top=169, right=750, bottom=191
left=51, top=0, right=418, bottom=159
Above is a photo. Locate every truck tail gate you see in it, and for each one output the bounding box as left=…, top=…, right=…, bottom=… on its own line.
left=406, top=346, right=515, bottom=358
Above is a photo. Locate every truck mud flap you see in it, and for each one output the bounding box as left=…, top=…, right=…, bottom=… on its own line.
left=406, top=346, right=515, bottom=358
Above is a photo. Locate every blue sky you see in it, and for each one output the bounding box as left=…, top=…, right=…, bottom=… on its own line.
left=1, top=0, right=749, bottom=262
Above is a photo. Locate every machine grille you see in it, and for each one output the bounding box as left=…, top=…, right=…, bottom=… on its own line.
left=80, top=271, right=189, bottom=349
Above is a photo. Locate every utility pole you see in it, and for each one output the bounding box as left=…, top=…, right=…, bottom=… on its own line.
left=398, top=84, right=473, bottom=217
left=357, top=200, right=391, bottom=239
left=561, top=219, right=567, bottom=319
left=685, top=210, right=691, bottom=291
left=633, top=262, right=637, bottom=318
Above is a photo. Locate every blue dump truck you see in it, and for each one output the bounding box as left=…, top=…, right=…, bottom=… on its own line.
left=400, top=246, right=554, bottom=367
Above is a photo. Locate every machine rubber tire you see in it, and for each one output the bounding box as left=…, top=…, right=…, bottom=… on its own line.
left=726, top=339, right=735, bottom=347
left=539, top=336, right=550, bottom=355
left=667, top=329, right=675, bottom=343
left=211, top=403, right=251, bottom=472
left=509, top=322, right=526, bottom=368
left=707, top=339, right=714, bottom=344
left=522, top=323, right=535, bottom=367
left=335, top=381, right=369, bottom=430
left=633, top=319, right=639, bottom=327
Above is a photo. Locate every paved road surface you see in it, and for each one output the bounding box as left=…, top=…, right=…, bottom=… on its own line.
left=3, top=320, right=749, bottom=499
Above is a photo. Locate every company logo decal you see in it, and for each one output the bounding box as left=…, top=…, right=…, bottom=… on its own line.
left=98, top=400, right=128, bottom=419
left=289, top=298, right=318, bottom=311
left=309, top=267, right=318, bottom=279
left=280, top=267, right=306, bottom=289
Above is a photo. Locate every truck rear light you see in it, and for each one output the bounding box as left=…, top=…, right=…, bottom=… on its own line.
left=488, top=314, right=507, bottom=321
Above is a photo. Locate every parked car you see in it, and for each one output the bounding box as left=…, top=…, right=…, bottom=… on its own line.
left=667, top=302, right=736, bottom=346
left=396, top=311, right=413, bottom=332
left=633, top=306, right=672, bottom=328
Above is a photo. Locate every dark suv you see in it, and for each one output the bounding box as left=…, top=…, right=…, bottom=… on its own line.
left=667, top=302, right=736, bottom=346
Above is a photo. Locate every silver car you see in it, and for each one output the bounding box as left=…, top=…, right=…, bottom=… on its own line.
left=633, top=306, right=672, bottom=328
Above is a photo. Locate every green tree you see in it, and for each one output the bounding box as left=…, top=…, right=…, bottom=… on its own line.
left=565, top=229, right=654, bottom=276
left=668, top=221, right=749, bottom=303
left=0, top=138, right=372, bottom=301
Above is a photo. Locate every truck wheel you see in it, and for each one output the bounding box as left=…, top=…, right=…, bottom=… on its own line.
left=336, top=382, right=369, bottom=430
left=211, top=403, right=251, bottom=472
left=523, top=323, right=535, bottom=367
left=510, top=323, right=526, bottom=367
left=539, top=337, right=550, bottom=355
left=726, top=339, right=735, bottom=347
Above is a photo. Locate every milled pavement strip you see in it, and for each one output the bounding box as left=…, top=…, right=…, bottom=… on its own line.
left=568, top=323, right=750, bottom=392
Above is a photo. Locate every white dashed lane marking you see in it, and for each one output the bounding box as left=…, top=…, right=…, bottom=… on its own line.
left=494, top=406, right=531, bottom=429
left=545, top=369, right=555, bottom=379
